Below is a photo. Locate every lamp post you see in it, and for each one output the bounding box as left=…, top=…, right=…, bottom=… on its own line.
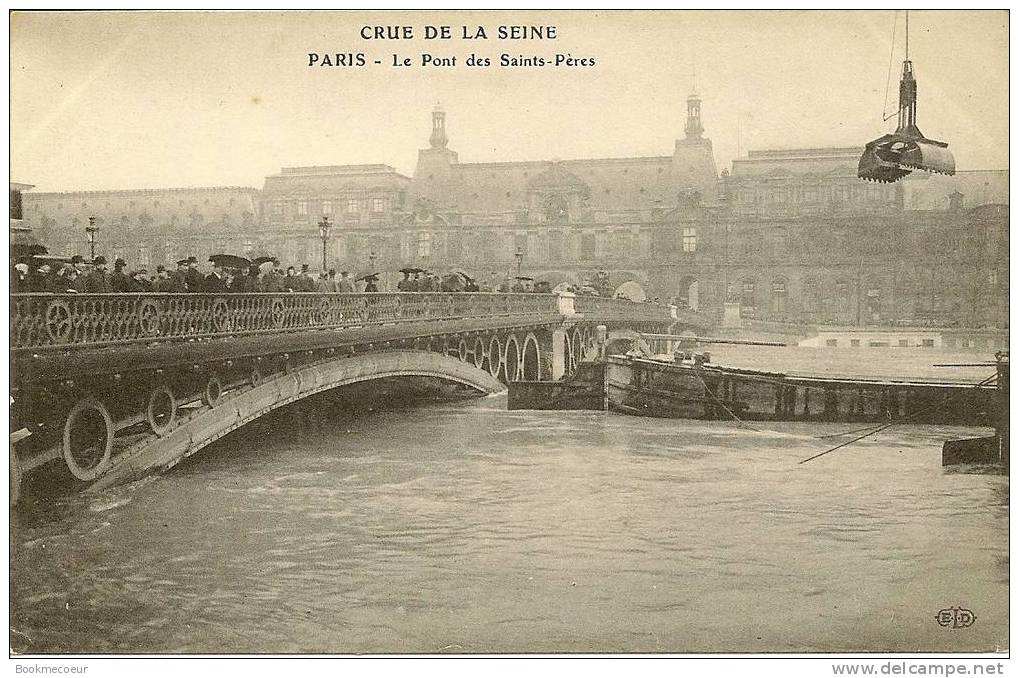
left=317, top=216, right=331, bottom=272
left=514, top=245, right=523, bottom=277
left=85, top=216, right=99, bottom=260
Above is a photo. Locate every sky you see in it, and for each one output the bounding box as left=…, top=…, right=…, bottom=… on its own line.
left=10, top=10, right=1009, bottom=192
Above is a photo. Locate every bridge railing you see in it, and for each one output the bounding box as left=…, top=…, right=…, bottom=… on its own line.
left=572, top=296, right=696, bottom=324
left=10, top=292, right=571, bottom=350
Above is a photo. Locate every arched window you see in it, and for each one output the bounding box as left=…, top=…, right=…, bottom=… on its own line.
left=802, top=276, right=821, bottom=315
left=835, top=279, right=850, bottom=312
left=865, top=284, right=882, bottom=322
left=740, top=279, right=756, bottom=315
left=771, top=279, right=787, bottom=314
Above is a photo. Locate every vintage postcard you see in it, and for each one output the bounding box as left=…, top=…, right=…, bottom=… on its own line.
left=8, top=8, right=1009, bottom=669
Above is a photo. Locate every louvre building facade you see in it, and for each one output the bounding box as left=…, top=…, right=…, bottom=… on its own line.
left=20, top=96, right=1009, bottom=330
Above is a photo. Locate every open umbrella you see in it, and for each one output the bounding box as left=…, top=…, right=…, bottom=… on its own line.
left=514, top=276, right=534, bottom=282
left=399, top=267, right=424, bottom=274
left=455, top=271, right=476, bottom=282
left=251, top=255, right=278, bottom=266
left=355, top=272, right=380, bottom=282
left=209, top=254, right=251, bottom=269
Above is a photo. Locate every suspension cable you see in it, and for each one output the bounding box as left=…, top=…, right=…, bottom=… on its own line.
left=882, top=10, right=900, bottom=122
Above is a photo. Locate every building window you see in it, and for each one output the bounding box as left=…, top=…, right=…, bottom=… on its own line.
left=580, top=234, right=596, bottom=261
left=771, top=279, right=787, bottom=313
left=347, top=199, right=359, bottom=214
left=865, top=286, right=882, bottom=321
left=922, top=339, right=935, bottom=348
left=372, top=198, right=385, bottom=213
left=272, top=202, right=283, bottom=216
left=322, top=200, right=332, bottom=215
left=850, top=339, right=860, bottom=347
left=297, top=200, right=308, bottom=216
left=898, top=339, right=909, bottom=347
left=417, top=233, right=431, bottom=259
left=682, top=227, right=697, bottom=253
left=741, top=279, right=756, bottom=313
left=835, top=280, right=849, bottom=312
left=826, top=339, right=838, bottom=347
left=137, top=246, right=150, bottom=267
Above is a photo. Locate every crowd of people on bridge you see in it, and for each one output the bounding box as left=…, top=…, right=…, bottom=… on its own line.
left=10, top=253, right=606, bottom=296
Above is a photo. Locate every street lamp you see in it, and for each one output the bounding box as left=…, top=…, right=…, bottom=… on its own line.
left=85, top=216, right=99, bottom=260
left=514, top=245, right=523, bottom=276
left=318, top=215, right=331, bottom=272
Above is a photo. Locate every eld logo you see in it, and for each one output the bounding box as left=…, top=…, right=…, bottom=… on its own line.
left=936, top=607, right=977, bottom=628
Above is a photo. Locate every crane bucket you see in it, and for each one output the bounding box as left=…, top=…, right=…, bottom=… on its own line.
left=858, top=133, right=956, bottom=183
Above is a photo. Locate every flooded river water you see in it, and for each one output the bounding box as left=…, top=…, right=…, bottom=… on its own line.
left=10, top=384, right=1008, bottom=654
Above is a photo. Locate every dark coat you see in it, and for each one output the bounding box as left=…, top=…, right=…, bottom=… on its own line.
left=203, top=272, right=227, bottom=293
left=282, top=274, right=300, bottom=292
left=185, top=268, right=204, bottom=292
left=83, top=270, right=112, bottom=293
left=110, top=270, right=132, bottom=293
left=168, top=270, right=188, bottom=292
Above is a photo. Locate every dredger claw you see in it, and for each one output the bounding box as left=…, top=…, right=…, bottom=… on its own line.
left=858, top=133, right=956, bottom=183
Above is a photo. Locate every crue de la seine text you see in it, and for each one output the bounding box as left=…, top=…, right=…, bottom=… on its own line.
left=307, top=25, right=597, bottom=69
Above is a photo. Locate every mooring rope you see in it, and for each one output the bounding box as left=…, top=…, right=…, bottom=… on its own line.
left=692, top=364, right=764, bottom=433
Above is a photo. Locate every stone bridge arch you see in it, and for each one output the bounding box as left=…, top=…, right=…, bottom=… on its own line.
left=85, top=351, right=503, bottom=492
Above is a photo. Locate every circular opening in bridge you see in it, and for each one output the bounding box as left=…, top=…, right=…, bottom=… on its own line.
left=487, top=337, right=502, bottom=378
left=473, top=338, right=486, bottom=369
left=614, top=280, right=647, bottom=302
left=146, top=385, right=177, bottom=437
left=203, top=375, right=223, bottom=407
left=503, top=336, right=520, bottom=383
left=62, top=398, right=114, bottom=481
left=522, top=334, right=540, bottom=381
left=458, top=338, right=469, bottom=362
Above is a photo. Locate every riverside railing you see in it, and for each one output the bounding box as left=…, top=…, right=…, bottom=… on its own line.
left=10, top=292, right=677, bottom=351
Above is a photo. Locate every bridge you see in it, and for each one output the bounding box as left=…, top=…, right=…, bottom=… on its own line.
left=10, top=291, right=710, bottom=496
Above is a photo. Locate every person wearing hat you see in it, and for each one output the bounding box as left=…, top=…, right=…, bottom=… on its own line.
left=149, top=265, right=169, bottom=293
left=326, top=268, right=338, bottom=293
left=232, top=264, right=259, bottom=293
left=57, top=263, right=84, bottom=293
left=298, top=263, right=315, bottom=292
left=110, top=258, right=131, bottom=293
left=336, top=270, right=355, bottom=293
left=83, top=255, right=111, bottom=293
left=397, top=271, right=412, bottom=292
left=168, top=259, right=188, bottom=293
left=11, top=262, right=29, bottom=293
left=184, top=257, right=204, bottom=293
left=71, top=254, right=87, bottom=275
left=315, top=271, right=331, bottom=293
left=28, top=263, right=58, bottom=293
left=203, top=260, right=227, bottom=293
left=257, top=261, right=280, bottom=292
left=282, top=266, right=299, bottom=292
left=130, top=269, right=152, bottom=293
left=363, top=275, right=379, bottom=293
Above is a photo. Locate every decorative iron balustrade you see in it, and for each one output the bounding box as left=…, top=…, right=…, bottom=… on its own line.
left=11, top=292, right=654, bottom=351
left=572, top=296, right=680, bottom=322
